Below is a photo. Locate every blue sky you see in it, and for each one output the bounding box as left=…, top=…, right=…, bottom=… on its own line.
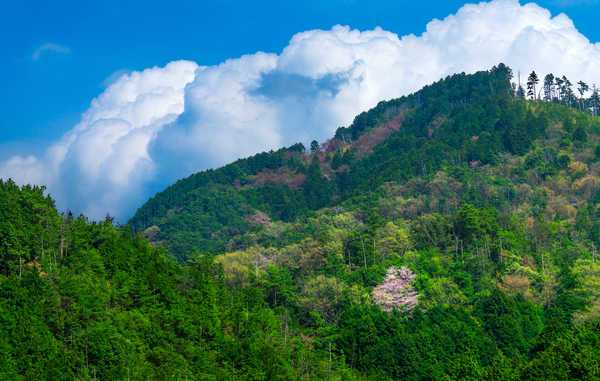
left=2, top=0, right=599, bottom=144
left=2, top=0, right=600, bottom=219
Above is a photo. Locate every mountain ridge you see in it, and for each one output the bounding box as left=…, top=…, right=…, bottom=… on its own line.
left=129, top=63, right=563, bottom=262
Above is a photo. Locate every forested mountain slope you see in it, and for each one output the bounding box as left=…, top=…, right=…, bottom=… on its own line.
left=130, top=64, right=598, bottom=263
left=5, top=64, right=600, bottom=379
left=0, top=180, right=362, bottom=379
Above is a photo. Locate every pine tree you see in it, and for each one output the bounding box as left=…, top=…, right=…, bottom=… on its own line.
left=543, top=74, right=555, bottom=102
left=591, top=85, right=600, bottom=116
left=527, top=71, right=539, bottom=100
left=577, top=81, right=589, bottom=111
left=555, top=76, right=564, bottom=103
left=310, top=140, right=320, bottom=154
left=562, top=76, right=574, bottom=107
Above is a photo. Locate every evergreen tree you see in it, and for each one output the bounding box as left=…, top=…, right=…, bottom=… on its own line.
left=543, top=74, right=555, bottom=102
left=310, top=140, right=320, bottom=154
left=562, top=76, right=574, bottom=107
left=591, top=85, right=600, bottom=116
left=555, top=76, right=564, bottom=103
left=573, top=124, right=588, bottom=143
left=527, top=71, right=539, bottom=100
left=577, top=81, right=589, bottom=111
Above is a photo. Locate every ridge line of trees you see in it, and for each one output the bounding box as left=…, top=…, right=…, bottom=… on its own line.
left=517, top=70, right=600, bottom=116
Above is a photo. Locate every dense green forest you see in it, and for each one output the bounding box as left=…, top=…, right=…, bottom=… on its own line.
left=4, top=64, right=600, bottom=379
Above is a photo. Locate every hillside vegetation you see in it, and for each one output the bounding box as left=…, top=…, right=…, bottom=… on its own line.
left=3, top=64, right=600, bottom=379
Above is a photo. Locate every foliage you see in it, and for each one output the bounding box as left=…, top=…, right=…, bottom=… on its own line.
left=6, top=64, right=600, bottom=379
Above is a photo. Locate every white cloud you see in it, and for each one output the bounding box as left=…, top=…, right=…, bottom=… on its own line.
left=3, top=0, right=600, bottom=220
left=101, top=69, right=133, bottom=88
left=163, top=0, right=600, bottom=171
left=2, top=60, right=197, bottom=218
left=32, top=43, right=71, bottom=61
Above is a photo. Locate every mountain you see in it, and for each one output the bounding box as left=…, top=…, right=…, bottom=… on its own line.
left=130, top=64, right=585, bottom=262
left=3, top=64, right=600, bottom=379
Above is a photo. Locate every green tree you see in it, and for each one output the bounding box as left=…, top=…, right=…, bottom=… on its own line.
left=591, top=85, right=600, bottom=116
left=543, top=73, right=555, bottom=102
left=310, top=140, right=320, bottom=154
left=527, top=71, right=539, bottom=100
left=577, top=80, right=589, bottom=111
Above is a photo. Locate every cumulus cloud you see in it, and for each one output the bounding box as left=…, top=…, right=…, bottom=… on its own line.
left=1, top=61, right=197, bottom=218
left=157, top=0, right=600, bottom=176
left=3, top=0, right=600, bottom=220
left=32, top=43, right=71, bottom=61
left=101, top=69, right=133, bottom=88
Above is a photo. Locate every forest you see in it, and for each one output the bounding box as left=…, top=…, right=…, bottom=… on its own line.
left=3, top=64, right=600, bottom=379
